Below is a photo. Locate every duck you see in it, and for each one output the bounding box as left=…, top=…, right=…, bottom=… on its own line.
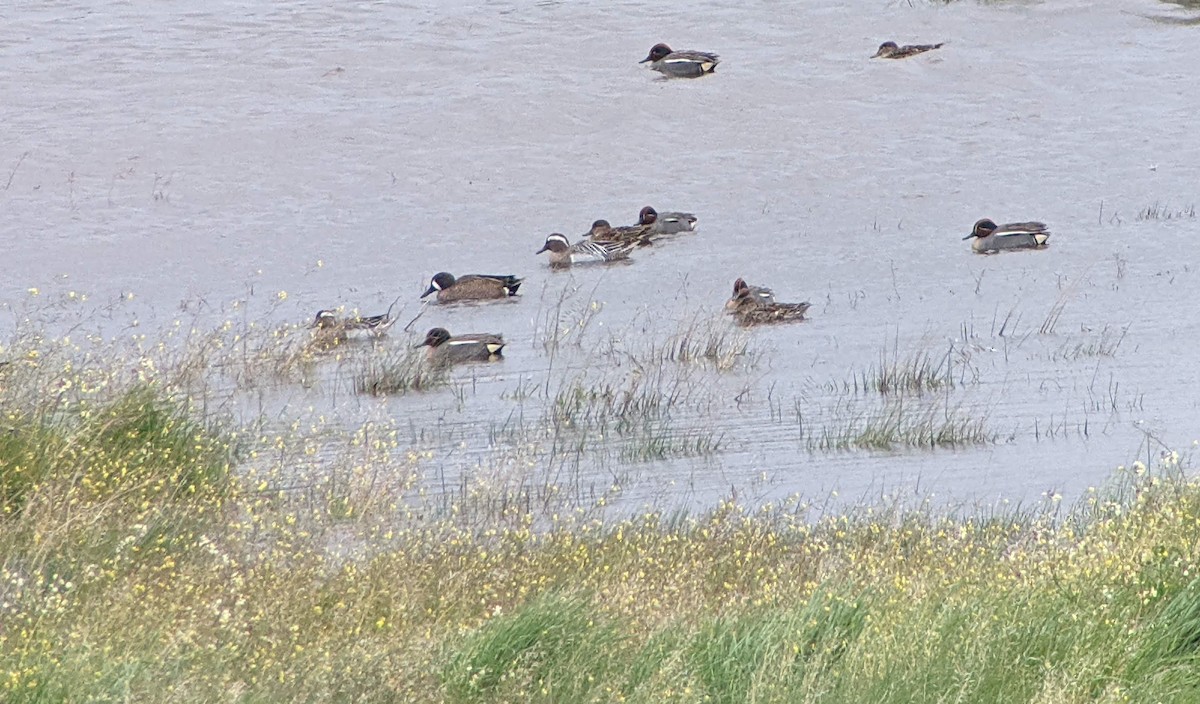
left=723, top=278, right=775, bottom=311
left=312, top=308, right=396, bottom=337
left=872, top=41, right=944, bottom=59
left=638, top=206, right=698, bottom=235
left=421, top=272, right=522, bottom=303
left=584, top=219, right=654, bottom=246
left=963, top=219, right=1051, bottom=253
left=536, top=233, right=637, bottom=267
left=639, top=43, right=720, bottom=78
left=414, top=327, right=505, bottom=363
left=726, top=281, right=811, bottom=326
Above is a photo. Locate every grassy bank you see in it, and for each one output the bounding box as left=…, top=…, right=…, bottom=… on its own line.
left=1, top=318, right=1198, bottom=702
left=2, top=399, right=1198, bottom=702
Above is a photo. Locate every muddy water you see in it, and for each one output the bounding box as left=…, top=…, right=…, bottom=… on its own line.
left=4, top=0, right=1199, bottom=514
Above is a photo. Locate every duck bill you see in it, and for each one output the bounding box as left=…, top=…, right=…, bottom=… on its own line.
left=535, top=244, right=548, bottom=254
left=638, top=56, right=652, bottom=64
left=962, top=233, right=977, bottom=240
left=871, top=49, right=884, bottom=58
left=413, top=340, right=429, bottom=349
left=420, top=285, right=437, bottom=299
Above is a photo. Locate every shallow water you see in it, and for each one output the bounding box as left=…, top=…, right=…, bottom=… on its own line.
left=4, top=0, right=1199, bottom=515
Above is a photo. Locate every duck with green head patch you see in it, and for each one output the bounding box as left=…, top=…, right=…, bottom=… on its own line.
left=638, top=206, right=698, bottom=235
left=415, top=327, right=505, bottom=364
left=640, top=43, right=720, bottom=78
left=963, top=219, right=1051, bottom=253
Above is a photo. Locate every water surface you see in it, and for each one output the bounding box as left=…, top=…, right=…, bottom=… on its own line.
left=3, top=0, right=1199, bottom=515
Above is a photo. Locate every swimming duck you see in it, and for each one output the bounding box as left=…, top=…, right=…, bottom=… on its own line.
left=536, top=233, right=637, bottom=267
left=638, top=206, right=698, bottom=235
left=639, top=43, right=720, bottom=78
left=872, top=41, right=944, bottom=59
left=963, top=219, right=1051, bottom=253
left=724, top=278, right=776, bottom=311
left=726, top=281, right=811, bottom=326
left=312, top=309, right=396, bottom=336
left=414, top=327, right=505, bottom=363
left=421, top=272, right=522, bottom=303
left=584, top=219, right=654, bottom=246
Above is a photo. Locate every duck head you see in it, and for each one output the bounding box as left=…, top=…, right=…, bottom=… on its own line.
left=872, top=41, right=899, bottom=58
left=640, top=44, right=673, bottom=63
left=422, top=272, right=457, bottom=298
left=963, top=218, right=998, bottom=240
left=536, top=234, right=571, bottom=254
left=415, top=327, right=452, bottom=349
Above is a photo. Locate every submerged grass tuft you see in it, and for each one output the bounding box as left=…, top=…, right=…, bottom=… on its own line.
left=648, top=316, right=754, bottom=371
left=354, top=346, right=448, bottom=395
left=618, top=428, right=723, bottom=463
left=809, top=399, right=993, bottom=451
left=1137, top=201, right=1196, bottom=221
left=836, top=344, right=957, bottom=396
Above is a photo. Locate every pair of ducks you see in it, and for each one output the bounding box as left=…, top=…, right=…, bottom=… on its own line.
left=638, top=39, right=944, bottom=79
left=314, top=310, right=507, bottom=365
left=713, top=218, right=1049, bottom=327
left=536, top=205, right=698, bottom=267
left=411, top=273, right=520, bottom=363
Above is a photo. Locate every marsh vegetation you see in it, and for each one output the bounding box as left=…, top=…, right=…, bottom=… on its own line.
left=1, top=322, right=1196, bottom=701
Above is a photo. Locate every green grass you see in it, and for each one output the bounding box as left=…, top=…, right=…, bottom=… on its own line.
left=443, top=593, right=625, bottom=702
left=4, top=445, right=1200, bottom=702
left=423, top=554, right=1200, bottom=703
left=1, top=384, right=232, bottom=516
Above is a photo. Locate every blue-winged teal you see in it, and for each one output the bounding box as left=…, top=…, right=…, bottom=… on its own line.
left=639, top=43, right=720, bottom=78
left=421, top=272, right=522, bottom=302
left=414, top=327, right=505, bottom=363
left=726, top=280, right=811, bottom=325
left=963, top=219, right=1051, bottom=253
left=536, top=233, right=636, bottom=267
left=639, top=206, right=698, bottom=235
left=872, top=41, right=944, bottom=59
left=584, top=219, right=654, bottom=246
left=724, top=278, right=776, bottom=311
